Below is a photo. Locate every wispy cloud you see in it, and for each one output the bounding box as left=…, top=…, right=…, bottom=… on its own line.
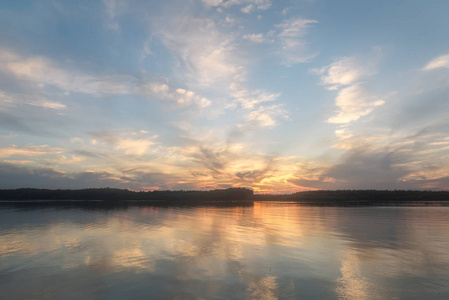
left=242, top=33, right=270, bottom=43
left=230, top=85, right=279, bottom=109
left=313, top=57, right=373, bottom=90
left=314, top=56, right=384, bottom=125
left=275, top=18, right=317, bottom=66
left=276, top=18, right=317, bottom=38
left=153, top=14, right=287, bottom=132
left=326, top=131, right=449, bottom=190
left=327, top=84, right=384, bottom=124
left=422, top=53, right=449, bottom=71
left=238, top=17, right=317, bottom=66
left=0, top=48, right=137, bottom=95
left=102, top=0, right=127, bottom=31
left=0, top=145, right=62, bottom=158
left=0, top=91, right=66, bottom=111
left=0, top=49, right=210, bottom=110
left=201, top=0, right=272, bottom=12
left=90, top=130, right=160, bottom=157
left=154, top=16, right=240, bottom=88
left=0, top=162, right=132, bottom=189
left=243, top=104, right=288, bottom=128
left=115, top=139, right=158, bottom=156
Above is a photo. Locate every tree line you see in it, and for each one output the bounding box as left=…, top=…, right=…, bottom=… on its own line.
left=0, top=187, right=254, bottom=202
left=256, top=190, right=449, bottom=205
left=1, top=188, right=448, bottom=205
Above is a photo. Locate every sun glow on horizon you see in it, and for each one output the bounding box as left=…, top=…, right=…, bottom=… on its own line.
left=0, top=1, right=448, bottom=191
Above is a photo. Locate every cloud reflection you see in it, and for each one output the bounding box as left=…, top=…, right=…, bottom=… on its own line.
left=1, top=205, right=449, bottom=298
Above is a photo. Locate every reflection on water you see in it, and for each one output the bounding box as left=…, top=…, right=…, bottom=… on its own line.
left=1, top=202, right=449, bottom=299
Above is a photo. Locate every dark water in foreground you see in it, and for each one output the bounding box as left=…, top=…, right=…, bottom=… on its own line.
left=1, top=202, right=449, bottom=299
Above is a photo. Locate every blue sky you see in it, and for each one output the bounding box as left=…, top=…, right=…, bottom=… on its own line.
left=1, top=0, right=449, bottom=192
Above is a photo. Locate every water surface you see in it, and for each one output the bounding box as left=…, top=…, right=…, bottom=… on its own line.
left=1, top=202, right=449, bottom=299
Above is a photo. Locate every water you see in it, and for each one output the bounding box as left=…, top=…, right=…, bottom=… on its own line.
left=1, top=202, right=449, bottom=299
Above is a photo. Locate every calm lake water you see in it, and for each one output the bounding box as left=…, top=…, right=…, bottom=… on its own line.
left=1, top=202, right=449, bottom=299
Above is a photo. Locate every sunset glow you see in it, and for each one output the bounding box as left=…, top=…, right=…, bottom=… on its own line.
left=1, top=0, right=448, bottom=192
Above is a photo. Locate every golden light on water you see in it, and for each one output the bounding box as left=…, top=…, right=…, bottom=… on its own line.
left=1, top=205, right=449, bottom=298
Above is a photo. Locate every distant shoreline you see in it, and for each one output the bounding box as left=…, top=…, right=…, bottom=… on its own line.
left=0, top=188, right=254, bottom=205
left=1, top=188, right=449, bottom=206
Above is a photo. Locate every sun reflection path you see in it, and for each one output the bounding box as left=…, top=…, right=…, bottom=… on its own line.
left=1, top=205, right=449, bottom=299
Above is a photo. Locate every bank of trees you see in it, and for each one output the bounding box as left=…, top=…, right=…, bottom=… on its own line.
left=0, top=187, right=254, bottom=202
left=255, top=190, right=449, bottom=205
left=1, top=188, right=448, bottom=205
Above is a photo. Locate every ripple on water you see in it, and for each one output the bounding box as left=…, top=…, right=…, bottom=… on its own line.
left=1, top=204, right=449, bottom=299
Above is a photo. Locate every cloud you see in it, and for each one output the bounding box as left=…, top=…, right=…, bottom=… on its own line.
left=28, top=100, right=66, bottom=110
left=90, top=130, right=160, bottom=157
left=170, top=88, right=211, bottom=108
left=230, top=85, right=280, bottom=109
left=155, top=17, right=240, bottom=88
left=274, top=18, right=318, bottom=66
left=0, top=48, right=138, bottom=96
left=325, top=147, right=409, bottom=189
left=327, top=84, right=384, bottom=124
left=422, top=53, right=449, bottom=71
left=0, top=91, right=16, bottom=109
left=0, top=49, right=210, bottom=110
left=201, top=0, right=272, bottom=12
left=72, top=149, right=107, bottom=159
left=0, top=139, right=200, bottom=190
left=0, top=145, right=61, bottom=158
left=8, top=127, right=447, bottom=192
left=4, top=135, right=447, bottom=191
left=0, top=111, right=42, bottom=135
left=0, top=162, right=130, bottom=189
left=115, top=139, right=157, bottom=156
left=298, top=121, right=449, bottom=190
left=238, top=18, right=317, bottom=66
left=0, top=90, right=66, bottom=111
left=201, top=0, right=224, bottom=7
left=244, top=104, right=288, bottom=128
left=102, top=0, right=127, bottom=31
left=310, top=50, right=449, bottom=190
left=287, top=147, right=412, bottom=190
left=276, top=18, right=317, bottom=37
left=235, top=161, right=272, bottom=183
left=153, top=14, right=287, bottom=132
left=119, top=169, right=196, bottom=191
left=193, top=147, right=225, bottom=174
left=141, top=83, right=211, bottom=108
left=240, top=4, right=254, bottom=13
left=313, top=57, right=373, bottom=90
left=315, top=56, right=384, bottom=125
left=323, top=136, right=449, bottom=190
left=305, top=51, right=449, bottom=190
left=281, top=8, right=290, bottom=16
left=0, top=144, right=88, bottom=170
left=242, top=33, right=267, bottom=43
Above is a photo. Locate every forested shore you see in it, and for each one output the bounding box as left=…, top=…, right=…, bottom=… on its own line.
left=1, top=188, right=448, bottom=206
left=257, top=190, right=449, bottom=205
left=0, top=187, right=254, bottom=203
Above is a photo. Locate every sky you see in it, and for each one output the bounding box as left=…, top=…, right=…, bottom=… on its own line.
left=1, top=0, right=449, bottom=193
